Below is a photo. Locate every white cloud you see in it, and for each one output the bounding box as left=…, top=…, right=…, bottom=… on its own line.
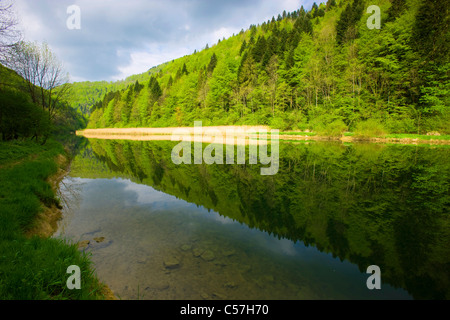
left=113, top=45, right=192, bottom=81
left=212, top=27, right=240, bottom=43
left=13, top=0, right=317, bottom=82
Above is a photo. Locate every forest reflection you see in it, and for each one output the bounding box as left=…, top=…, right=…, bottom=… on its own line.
left=69, top=138, right=449, bottom=299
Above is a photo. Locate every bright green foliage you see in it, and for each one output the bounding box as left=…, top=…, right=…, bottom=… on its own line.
left=86, top=0, right=449, bottom=135
left=0, top=140, right=107, bottom=299
left=354, top=118, right=388, bottom=137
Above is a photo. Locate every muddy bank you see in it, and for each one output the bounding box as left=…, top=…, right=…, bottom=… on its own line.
left=25, top=153, right=69, bottom=238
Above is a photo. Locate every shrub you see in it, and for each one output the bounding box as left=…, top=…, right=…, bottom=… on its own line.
left=269, top=117, right=290, bottom=131
left=385, top=117, right=416, bottom=134
left=315, top=119, right=348, bottom=137
left=354, top=119, right=388, bottom=138
left=0, top=89, right=51, bottom=143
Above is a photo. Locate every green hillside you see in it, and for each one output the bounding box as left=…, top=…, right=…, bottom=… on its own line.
left=67, top=63, right=168, bottom=116
left=85, top=0, right=449, bottom=135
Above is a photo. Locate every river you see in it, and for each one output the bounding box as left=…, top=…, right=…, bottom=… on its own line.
left=53, top=137, right=450, bottom=300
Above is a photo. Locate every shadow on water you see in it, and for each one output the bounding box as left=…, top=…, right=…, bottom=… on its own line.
left=54, top=138, right=450, bottom=300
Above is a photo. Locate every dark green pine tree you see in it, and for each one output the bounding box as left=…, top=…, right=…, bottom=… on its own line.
left=149, top=77, right=162, bottom=99
left=102, top=91, right=115, bottom=109
left=326, top=0, right=336, bottom=11
left=411, top=0, right=449, bottom=121
left=336, top=5, right=350, bottom=44
left=134, top=80, right=143, bottom=93
left=207, top=53, right=218, bottom=74
left=252, top=36, right=267, bottom=63
left=351, top=0, right=365, bottom=22
left=387, top=0, right=407, bottom=22
left=312, top=2, right=319, bottom=18
left=336, top=0, right=364, bottom=45
left=294, top=9, right=313, bottom=34
left=149, top=76, right=156, bottom=89
left=181, top=63, right=189, bottom=76
left=317, top=7, right=325, bottom=18
left=285, top=47, right=295, bottom=69
left=239, top=40, right=247, bottom=55
left=237, top=50, right=248, bottom=81
left=167, top=75, right=173, bottom=88
left=412, top=0, right=450, bottom=63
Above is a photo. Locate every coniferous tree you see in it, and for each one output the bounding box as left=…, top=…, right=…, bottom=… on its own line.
left=149, top=76, right=162, bottom=99
left=294, top=11, right=313, bottom=34
left=326, top=0, right=336, bottom=11
left=239, top=40, right=247, bottom=55
left=387, top=0, right=407, bottom=21
left=412, top=0, right=449, bottom=63
left=181, top=63, right=189, bottom=76
left=167, top=75, right=173, bottom=88
left=312, top=2, right=319, bottom=18
left=207, top=53, right=218, bottom=74
left=252, top=36, right=266, bottom=63
left=336, top=0, right=364, bottom=45
left=411, top=0, right=450, bottom=127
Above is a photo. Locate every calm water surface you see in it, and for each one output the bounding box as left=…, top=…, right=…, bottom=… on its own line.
left=54, top=138, right=449, bottom=300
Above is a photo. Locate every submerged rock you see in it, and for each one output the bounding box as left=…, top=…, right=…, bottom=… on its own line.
left=222, top=249, right=236, bottom=257
left=93, top=237, right=105, bottom=243
left=180, top=244, right=192, bottom=251
left=164, top=256, right=181, bottom=269
left=201, top=250, right=215, bottom=261
left=78, top=240, right=90, bottom=249
left=193, top=248, right=205, bottom=257
left=224, top=282, right=238, bottom=289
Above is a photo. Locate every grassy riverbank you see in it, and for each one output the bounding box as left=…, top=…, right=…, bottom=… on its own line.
left=0, top=139, right=110, bottom=300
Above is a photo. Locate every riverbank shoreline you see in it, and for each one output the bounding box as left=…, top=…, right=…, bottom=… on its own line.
left=43, top=149, right=118, bottom=300
left=0, top=140, right=117, bottom=300
left=76, top=127, right=450, bottom=145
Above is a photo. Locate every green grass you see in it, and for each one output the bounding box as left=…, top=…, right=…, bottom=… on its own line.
left=0, top=139, right=107, bottom=300
left=384, top=134, right=450, bottom=140
left=279, top=131, right=450, bottom=141
left=280, top=131, right=317, bottom=136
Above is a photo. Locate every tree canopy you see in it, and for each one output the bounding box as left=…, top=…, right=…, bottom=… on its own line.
left=84, top=0, right=449, bottom=135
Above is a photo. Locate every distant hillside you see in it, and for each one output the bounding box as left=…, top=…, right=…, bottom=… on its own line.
left=85, top=0, right=449, bottom=134
left=67, top=63, right=168, bottom=116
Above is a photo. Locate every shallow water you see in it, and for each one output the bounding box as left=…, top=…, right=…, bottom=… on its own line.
left=54, top=138, right=449, bottom=300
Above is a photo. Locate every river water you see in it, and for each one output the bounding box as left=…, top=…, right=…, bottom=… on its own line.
left=53, top=138, right=449, bottom=300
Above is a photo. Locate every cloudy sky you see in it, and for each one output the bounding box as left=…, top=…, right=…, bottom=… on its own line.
left=13, top=0, right=315, bottom=82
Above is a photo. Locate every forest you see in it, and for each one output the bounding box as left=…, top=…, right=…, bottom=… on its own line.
left=84, top=0, right=449, bottom=136
left=0, top=0, right=448, bottom=301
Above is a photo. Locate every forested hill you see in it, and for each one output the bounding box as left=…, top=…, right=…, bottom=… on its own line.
left=86, top=0, right=449, bottom=135
left=67, top=63, right=168, bottom=116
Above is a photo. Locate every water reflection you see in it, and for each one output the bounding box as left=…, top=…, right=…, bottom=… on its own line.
left=55, top=138, right=449, bottom=300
